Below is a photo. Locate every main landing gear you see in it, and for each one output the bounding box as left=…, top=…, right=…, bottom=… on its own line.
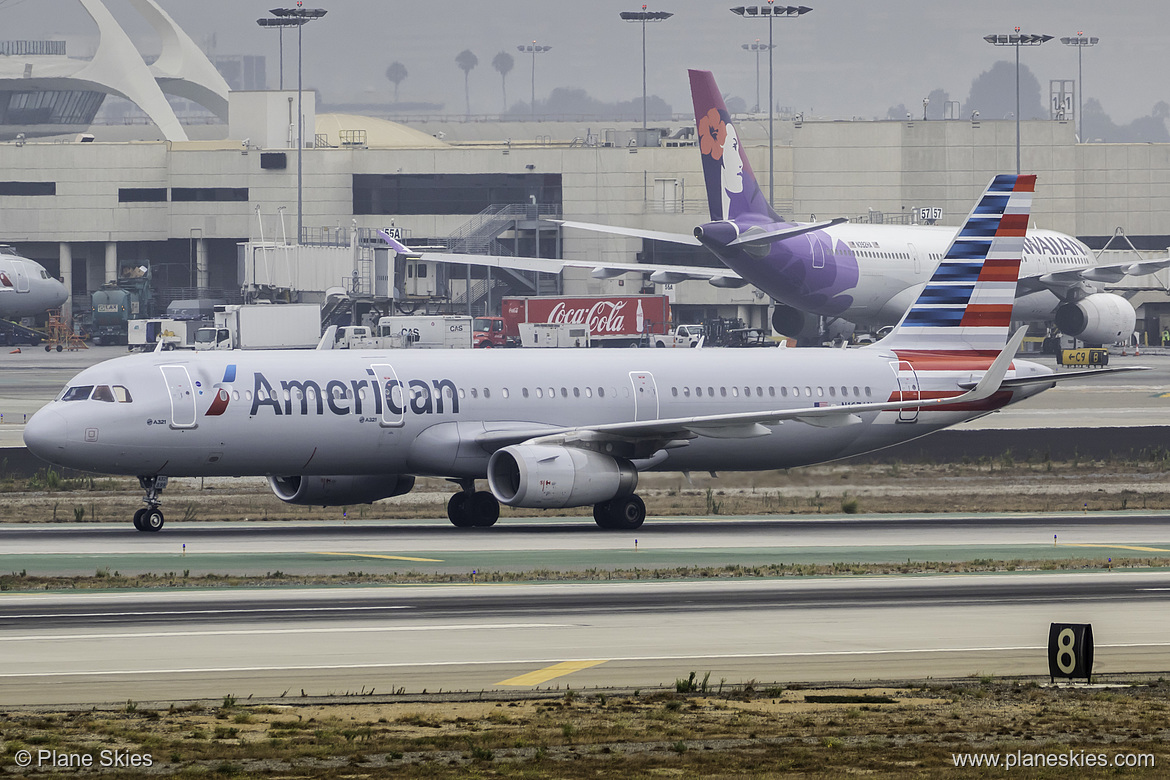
left=132, top=475, right=168, bottom=532
left=593, top=494, right=646, bottom=530
left=446, top=480, right=500, bottom=528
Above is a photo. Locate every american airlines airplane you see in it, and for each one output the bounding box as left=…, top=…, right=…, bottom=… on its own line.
left=0, top=246, right=68, bottom=319
left=388, top=70, right=1166, bottom=346
left=22, top=175, right=1137, bottom=532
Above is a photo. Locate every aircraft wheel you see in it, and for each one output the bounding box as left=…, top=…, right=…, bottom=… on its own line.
left=606, top=495, right=646, bottom=530
left=132, top=508, right=147, bottom=532
left=142, top=508, right=165, bottom=532
left=470, top=491, right=500, bottom=527
left=447, top=492, right=475, bottom=528
left=593, top=501, right=613, bottom=529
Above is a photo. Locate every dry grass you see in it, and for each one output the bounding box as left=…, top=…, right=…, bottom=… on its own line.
left=1, top=681, right=1166, bottom=777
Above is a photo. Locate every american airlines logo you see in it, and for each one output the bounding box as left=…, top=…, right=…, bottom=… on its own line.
left=245, top=371, right=461, bottom=417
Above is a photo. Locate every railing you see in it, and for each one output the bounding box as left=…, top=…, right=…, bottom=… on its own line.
left=0, top=40, right=66, bottom=56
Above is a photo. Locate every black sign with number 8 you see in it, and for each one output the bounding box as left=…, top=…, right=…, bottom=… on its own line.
left=1048, top=622, right=1094, bottom=682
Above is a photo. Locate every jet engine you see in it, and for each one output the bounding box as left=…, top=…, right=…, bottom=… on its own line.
left=487, top=444, right=638, bottom=508
left=268, top=474, right=415, bottom=506
left=1054, top=293, right=1135, bottom=346
left=770, top=304, right=819, bottom=340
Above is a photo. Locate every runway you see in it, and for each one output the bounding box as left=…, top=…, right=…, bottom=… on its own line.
left=3, top=513, right=1170, bottom=576
left=2, top=572, right=1169, bottom=706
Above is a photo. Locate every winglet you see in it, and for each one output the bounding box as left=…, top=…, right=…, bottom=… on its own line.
left=963, top=325, right=1027, bottom=403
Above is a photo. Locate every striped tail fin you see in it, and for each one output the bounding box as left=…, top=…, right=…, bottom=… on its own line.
left=878, top=174, right=1035, bottom=353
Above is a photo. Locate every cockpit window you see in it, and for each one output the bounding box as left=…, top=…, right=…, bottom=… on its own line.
left=92, top=385, right=116, bottom=403
left=112, top=385, right=133, bottom=403
left=62, top=386, right=93, bottom=401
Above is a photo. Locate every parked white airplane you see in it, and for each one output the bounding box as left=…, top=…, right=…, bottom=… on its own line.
left=23, top=175, right=1139, bottom=532
left=0, top=246, right=68, bottom=319
left=385, top=70, right=1167, bottom=345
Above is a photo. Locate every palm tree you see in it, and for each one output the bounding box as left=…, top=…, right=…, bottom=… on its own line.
left=492, top=51, right=514, bottom=113
left=385, top=61, right=407, bottom=103
left=456, top=50, right=478, bottom=117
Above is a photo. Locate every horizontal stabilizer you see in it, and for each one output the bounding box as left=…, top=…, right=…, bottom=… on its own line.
left=725, top=218, right=848, bottom=248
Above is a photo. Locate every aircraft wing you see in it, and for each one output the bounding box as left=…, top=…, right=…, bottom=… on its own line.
left=378, top=231, right=745, bottom=287
left=1021, top=255, right=1170, bottom=293
left=553, top=219, right=701, bottom=246
left=476, top=328, right=1027, bottom=451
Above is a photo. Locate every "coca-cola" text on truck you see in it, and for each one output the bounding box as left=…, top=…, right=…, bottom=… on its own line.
left=500, top=295, right=671, bottom=347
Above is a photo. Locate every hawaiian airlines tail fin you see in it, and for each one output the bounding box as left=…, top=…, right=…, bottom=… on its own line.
left=689, top=69, right=782, bottom=223
left=878, top=174, right=1036, bottom=354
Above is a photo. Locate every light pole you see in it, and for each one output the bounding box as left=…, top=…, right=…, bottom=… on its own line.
left=741, top=39, right=773, bottom=113
left=619, top=6, right=673, bottom=130
left=984, top=29, right=1053, bottom=175
left=1060, top=32, right=1099, bottom=141
left=267, top=4, right=327, bottom=243
left=516, top=42, right=552, bottom=119
left=256, top=17, right=305, bottom=90
left=731, top=4, right=812, bottom=210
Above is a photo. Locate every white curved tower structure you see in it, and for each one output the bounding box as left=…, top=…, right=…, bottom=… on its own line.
left=0, top=0, right=232, bottom=141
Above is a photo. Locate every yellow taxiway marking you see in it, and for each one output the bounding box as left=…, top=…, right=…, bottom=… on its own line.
left=1059, top=544, right=1170, bottom=553
left=497, top=660, right=609, bottom=686
left=314, top=552, right=444, bottom=563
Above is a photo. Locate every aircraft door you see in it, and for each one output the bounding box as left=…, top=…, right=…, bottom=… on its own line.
left=629, top=371, right=659, bottom=422
left=159, top=365, right=197, bottom=429
left=907, top=243, right=922, bottom=275
left=891, top=360, right=920, bottom=423
left=10, top=260, right=30, bottom=293
left=371, top=363, right=405, bottom=427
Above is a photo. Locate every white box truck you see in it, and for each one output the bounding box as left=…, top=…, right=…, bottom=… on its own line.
left=195, top=304, right=321, bottom=350
left=376, top=315, right=473, bottom=349
left=517, top=322, right=590, bottom=348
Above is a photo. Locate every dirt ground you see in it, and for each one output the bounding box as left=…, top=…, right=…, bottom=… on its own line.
left=1, top=680, right=1166, bottom=777
left=3, top=456, right=1170, bottom=525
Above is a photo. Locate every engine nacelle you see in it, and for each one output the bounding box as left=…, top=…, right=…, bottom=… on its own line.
left=268, top=474, right=415, bottom=506
left=770, top=304, right=819, bottom=340
left=1054, top=293, right=1135, bottom=346
left=487, top=445, right=638, bottom=508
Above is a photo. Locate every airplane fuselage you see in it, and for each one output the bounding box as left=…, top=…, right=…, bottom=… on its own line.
left=26, top=346, right=1049, bottom=480
left=0, top=251, right=68, bottom=319
left=702, top=221, right=1091, bottom=327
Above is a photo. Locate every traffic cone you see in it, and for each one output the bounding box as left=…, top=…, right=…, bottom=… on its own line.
left=8, top=348, right=19, bottom=354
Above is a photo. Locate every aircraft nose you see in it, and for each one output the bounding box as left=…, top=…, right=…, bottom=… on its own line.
left=23, top=408, right=67, bottom=462
left=52, top=278, right=69, bottom=307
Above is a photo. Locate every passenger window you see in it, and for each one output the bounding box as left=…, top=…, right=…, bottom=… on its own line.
left=502, top=388, right=510, bottom=399
left=585, top=387, right=592, bottom=398
left=470, top=388, right=478, bottom=398
left=696, top=387, right=703, bottom=397
left=769, top=387, right=776, bottom=397
left=720, top=387, right=727, bottom=397
left=62, top=386, right=93, bottom=401
left=522, top=388, right=529, bottom=398
left=92, top=385, right=116, bottom=403
left=781, top=387, right=788, bottom=397
left=458, top=388, right=466, bottom=399
left=574, top=387, right=580, bottom=398
left=865, top=387, right=872, bottom=397
left=535, top=387, right=543, bottom=399
left=671, top=387, right=678, bottom=397
left=548, top=387, right=555, bottom=398
left=598, top=387, right=605, bottom=398
left=756, top=386, right=764, bottom=397
left=817, top=387, right=824, bottom=397
left=707, top=386, right=714, bottom=396
left=804, top=386, right=812, bottom=397
left=561, top=387, right=568, bottom=398
left=483, top=388, right=491, bottom=399
left=829, top=386, right=837, bottom=397
left=853, top=386, right=860, bottom=396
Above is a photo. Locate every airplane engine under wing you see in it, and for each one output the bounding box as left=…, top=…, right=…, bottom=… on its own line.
left=770, top=304, right=820, bottom=340
left=1054, top=293, right=1135, bottom=346
left=268, top=474, right=416, bottom=506
left=487, top=444, right=638, bottom=508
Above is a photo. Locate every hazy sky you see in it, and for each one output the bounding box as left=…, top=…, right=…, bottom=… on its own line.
left=3, top=0, right=1164, bottom=122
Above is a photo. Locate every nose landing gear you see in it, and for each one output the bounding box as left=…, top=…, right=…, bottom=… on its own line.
left=132, top=475, right=168, bottom=532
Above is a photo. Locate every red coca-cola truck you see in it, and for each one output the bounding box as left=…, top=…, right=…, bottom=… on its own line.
left=499, top=294, right=672, bottom=347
